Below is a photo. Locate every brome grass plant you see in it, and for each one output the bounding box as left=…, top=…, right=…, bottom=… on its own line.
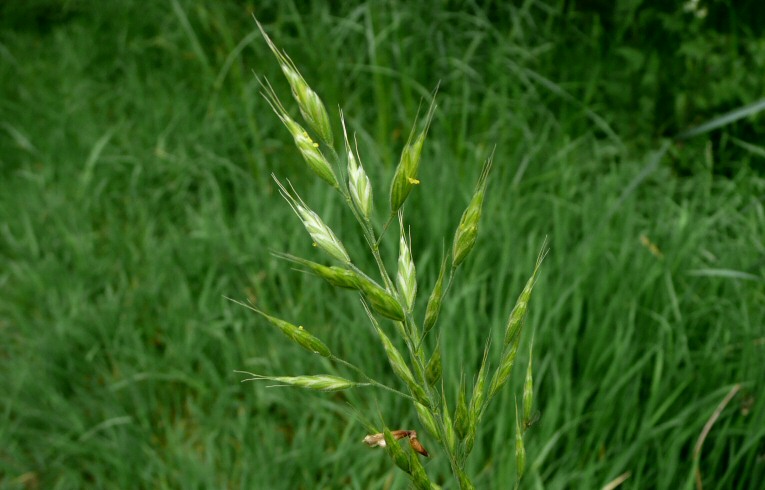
left=234, top=20, right=548, bottom=489
left=3, top=3, right=764, bottom=488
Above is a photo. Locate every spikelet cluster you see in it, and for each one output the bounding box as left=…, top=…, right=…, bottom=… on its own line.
left=239, top=20, right=548, bottom=490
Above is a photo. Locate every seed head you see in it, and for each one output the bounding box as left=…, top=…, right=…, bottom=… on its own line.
left=383, top=427, right=411, bottom=474
left=456, top=466, right=476, bottom=490
left=440, top=389, right=457, bottom=454
left=260, top=80, right=338, bottom=187
left=257, top=20, right=333, bottom=145
left=465, top=339, right=491, bottom=456
left=488, top=242, right=548, bottom=400
left=372, top=322, right=429, bottom=407
left=294, top=83, right=334, bottom=147
left=342, top=114, right=373, bottom=220
left=454, top=373, right=469, bottom=440
left=515, top=399, right=526, bottom=481
left=348, top=150, right=373, bottom=219
left=296, top=205, right=350, bottom=263
left=415, top=402, right=441, bottom=442
left=274, top=177, right=350, bottom=264
left=488, top=334, right=520, bottom=401
left=452, top=154, right=493, bottom=268
left=502, top=243, right=547, bottom=348
left=407, top=441, right=432, bottom=490
left=468, top=339, right=491, bottom=419
left=389, top=97, right=436, bottom=213
left=273, top=252, right=360, bottom=290
left=523, top=338, right=534, bottom=426
left=356, top=276, right=406, bottom=321
left=390, top=135, right=422, bottom=213
left=238, top=373, right=365, bottom=391
left=425, top=344, right=442, bottom=387
left=293, top=129, right=338, bottom=188
left=255, top=309, right=331, bottom=358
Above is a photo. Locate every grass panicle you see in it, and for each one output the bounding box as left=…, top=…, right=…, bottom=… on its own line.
left=5, top=3, right=763, bottom=489
left=236, top=20, right=547, bottom=488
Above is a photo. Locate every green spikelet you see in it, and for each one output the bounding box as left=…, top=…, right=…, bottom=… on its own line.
left=373, top=323, right=429, bottom=407
left=464, top=340, right=491, bottom=456
left=415, top=402, right=441, bottom=442
left=454, top=374, right=469, bottom=441
left=356, top=276, right=406, bottom=321
left=253, top=310, right=331, bottom=358
left=273, top=253, right=360, bottom=290
left=257, top=20, right=333, bottom=145
left=515, top=399, right=526, bottom=483
left=423, top=253, right=448, bottom=335
left=383, top=428, right=411, bottom=474
left=452, top=155, right=493, bottom=268
left=261, top=82, right=338, bottom=187
left=456, top=466, right=476, bottom=490
left=408, top=448, right=432, bottom=490
left=389, top=98, right=436, bottom=213
left=523, top=337, right=534, bottom=426
left=489, top=243, right=548, bottom=401
left=425, top=342, right=442, bottom=387
left=396, top=216, right=417, bottom=312
left=238, top=373, right=365, bottom=391
left=441, top=389, right=457, bottom=455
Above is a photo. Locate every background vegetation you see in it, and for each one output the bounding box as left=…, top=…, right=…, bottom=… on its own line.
left=1, top=0, right=763, bottom=488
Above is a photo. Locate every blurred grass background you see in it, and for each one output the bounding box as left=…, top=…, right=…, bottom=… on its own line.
left=1, top=0, right=763, bottom=488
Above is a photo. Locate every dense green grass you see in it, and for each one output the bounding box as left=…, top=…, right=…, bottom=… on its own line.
left=1, top=1, right=763, bottom=488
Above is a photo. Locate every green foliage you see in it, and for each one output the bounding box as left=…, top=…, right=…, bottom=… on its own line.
left=562, top=0, right=765, bottom=174
left=1, top=1, right=763, bottom=488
